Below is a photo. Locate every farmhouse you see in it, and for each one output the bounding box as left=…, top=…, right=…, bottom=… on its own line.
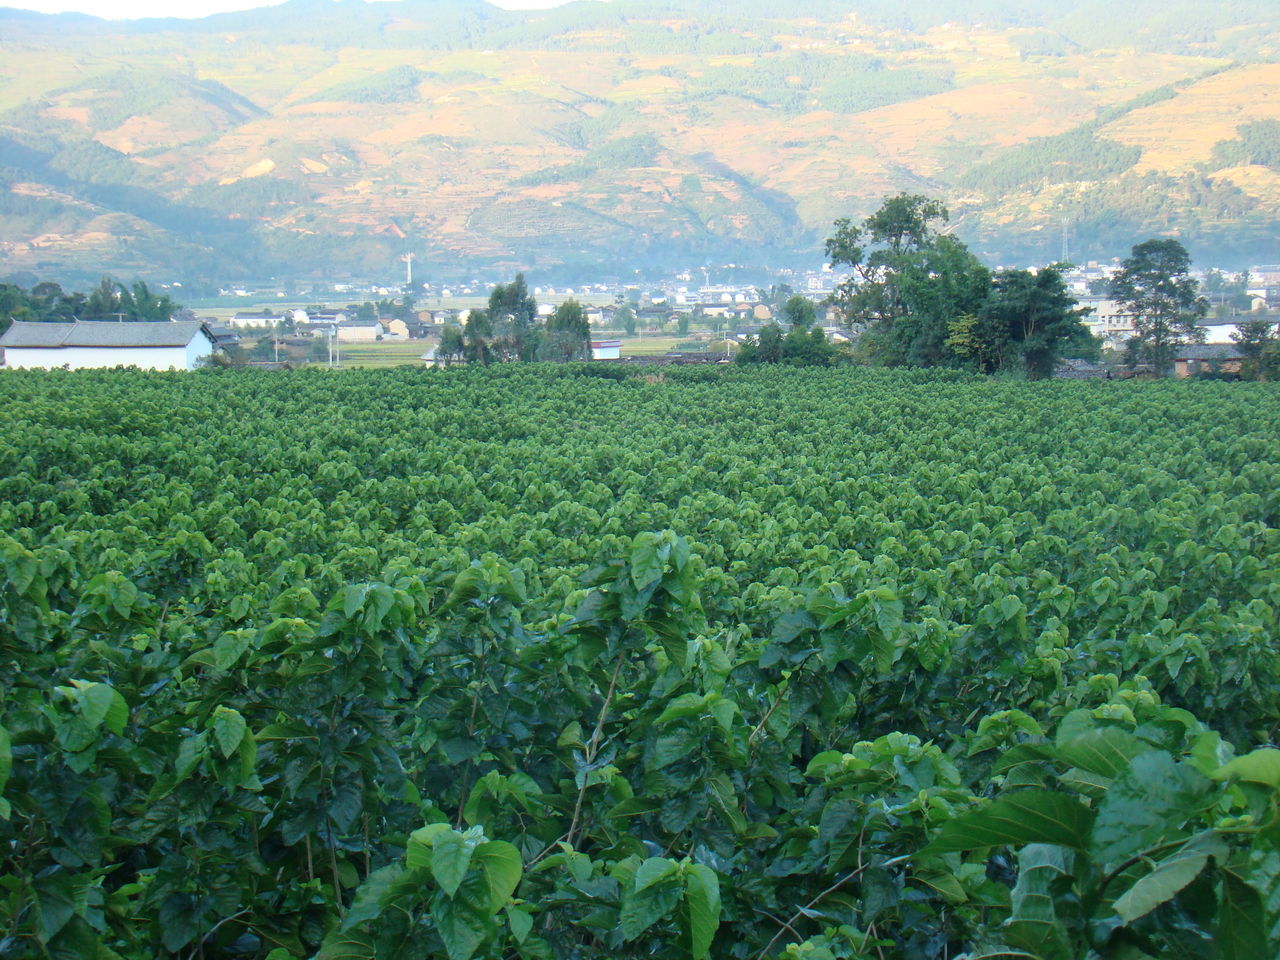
left=0, top=320, right=216, bottom=371
left=1173, top=344, right=1244, bottom=379
left=591, top=339, right=622, bottom=360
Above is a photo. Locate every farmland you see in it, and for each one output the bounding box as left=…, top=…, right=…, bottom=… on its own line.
left=2, top=366, right=1280, bottom=959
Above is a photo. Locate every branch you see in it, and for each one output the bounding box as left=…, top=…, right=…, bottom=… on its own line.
left=566, top=650, right=625, bottom=847
left=753, top=854, right=911, bottom=960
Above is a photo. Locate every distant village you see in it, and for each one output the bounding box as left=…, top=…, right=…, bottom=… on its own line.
left=3, top=260, right=1278, bottom=377
left=208, top=260, right=1280, bottom=360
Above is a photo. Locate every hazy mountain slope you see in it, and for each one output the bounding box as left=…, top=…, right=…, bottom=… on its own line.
left=0, top=0, right=1277, bottom=283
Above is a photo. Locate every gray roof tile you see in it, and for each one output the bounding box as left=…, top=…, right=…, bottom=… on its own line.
left=1, top=320, right=212, bottom=349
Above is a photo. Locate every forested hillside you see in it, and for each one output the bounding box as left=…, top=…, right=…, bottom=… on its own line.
left=0, top=0, right=1278, bottom=282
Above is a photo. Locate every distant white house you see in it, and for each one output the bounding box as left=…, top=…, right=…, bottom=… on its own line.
left=1078, top=298, right=1137, bottom=346
left=591, top=339, right=622, bottom=360
left=0, top=320, right=216, bottom=371
left=336, top=320, right=382, bottom=343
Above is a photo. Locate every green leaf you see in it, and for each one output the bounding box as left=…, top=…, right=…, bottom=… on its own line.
left=621, top=869, right=683, bottom=941
left=255, top=721, right=316, bottom=741
left=474, top=841, right=522, bottom=913
left=1056, top=727, right=1146, bottom=780
left=635, top=857, right=679, bottom=892
left=506, top=905, right=533, bottom=944
left=630, top=531, right=670, bottom=590
left=1003, top=843, right=1075, bottom=960
left=1214, top=748, right=1280, bottom=788
left=1113, top=833, right=1224, bottom=923
left=432, top=829, right=480, bottom=898
left=71, top=680, right=124, bottom=732
left=32, top=872, right=81, bottom=944
left=433, top=881, right=492, bottom=960
left=316, top=931, right=375, bottom=960
left=656, top=693, right=708, bottom=725
left=929, top=791, right=1095, bottom=853
left=1090, top=751, right=1214, bottom=867
left=209, top=705, right=248, bottom=758
left=1219, top=868, right=1268, bottom=960
left=684, top=863, right=721, bottom=960
left=406, top=823, right=451, bottom=870
left=340, top=864, right=413, bottom=931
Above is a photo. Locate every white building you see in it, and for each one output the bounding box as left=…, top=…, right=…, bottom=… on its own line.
left=1078, top=298, right=1137, bottom=347
left=591, top=339, right=622, bottom=360
left=0, top=320, right=216, bottom=370
left=336, top=320, right=382, bottom=343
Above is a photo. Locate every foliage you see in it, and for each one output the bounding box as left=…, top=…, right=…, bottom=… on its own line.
left=541, top=299, right=592, bottom=362
left=781, top=295, right=817, bottom=330
left=980, top=265, right=1094, bottom=378
left=1109, top=238, right=1209, bottom=374
left=1231, top=318, right=1280, bottom=381
left=1209, top=120, right=1280, bottom=171
left=735, top=321, right=836, bottom=366
left=959, top=126, right=1142, bottom=196
left=0, top=277, right=180, bottom=334
left=1, top=366, right=1279, bottom=958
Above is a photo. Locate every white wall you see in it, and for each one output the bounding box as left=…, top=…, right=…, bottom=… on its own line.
left=5, top=341, right=210, bottom=371
left=187, top=333, right=215, bottom=367
left=1199, top=323, right=1240, bottom=344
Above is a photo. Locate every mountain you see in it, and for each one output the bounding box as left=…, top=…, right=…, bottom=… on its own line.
left=1, top=0, right=1278, bottom=285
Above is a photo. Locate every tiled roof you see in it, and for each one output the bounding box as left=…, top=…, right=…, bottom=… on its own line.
left=1176, top=344, right=1245, bottom=360
left=0, top=320, right=212, bottom=349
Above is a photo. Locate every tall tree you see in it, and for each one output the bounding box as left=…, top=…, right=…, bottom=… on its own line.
left=1109, top=239, right=1208, bottom=374
left=982, top=265, right=1093, bottom=379
left=488, top=273, right=539, bottom=361
left=827, top=195, right=989, bottom=366
left=781, top=294, right=816, bottom=330
left=437, top=323, right=466, bottom=366
left=826, top=194, right=950, bottom=331
left=462, top=308, right=493, bottom=366
left=542, top=298, right=591, bottom=361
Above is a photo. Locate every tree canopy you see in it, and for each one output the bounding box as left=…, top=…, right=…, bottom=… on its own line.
left=1109, top=238, right=1208, bottom=373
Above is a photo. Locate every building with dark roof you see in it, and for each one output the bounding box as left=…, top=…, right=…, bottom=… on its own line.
left=0, top=320, right=216, bottom=370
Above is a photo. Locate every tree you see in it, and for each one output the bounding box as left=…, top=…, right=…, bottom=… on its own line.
left=437, top=323, right=466, bottom=366
left=736, top=322, right=834, bottom=366
left=1109, top=239, right=1208, bottom=374
left=542, top=298, right=591, bottom=361
left=982, top=265, right=1092, bottom=379
left=826, top=195, right=990, bottom=367
left=617, top=304, right=637, bottom=336
left=1231, top=317, right=1279, bottom=380
left=677, top=313, right=690, bottom=337
left=781, top=294, right=816, bottom=330
left=463, top=308, right=493, bottom=366
left=488, top=274, right=539, bottom=361
left=827, top=195, right=951, bottom=332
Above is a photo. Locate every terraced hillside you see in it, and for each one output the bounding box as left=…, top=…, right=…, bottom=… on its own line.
left=0, top=0, right=1278, bottom=282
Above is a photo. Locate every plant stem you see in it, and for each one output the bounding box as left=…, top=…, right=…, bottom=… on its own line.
left=566, top=651, right=625, bottom=847
left=753, top=854, right=911, bottom=960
